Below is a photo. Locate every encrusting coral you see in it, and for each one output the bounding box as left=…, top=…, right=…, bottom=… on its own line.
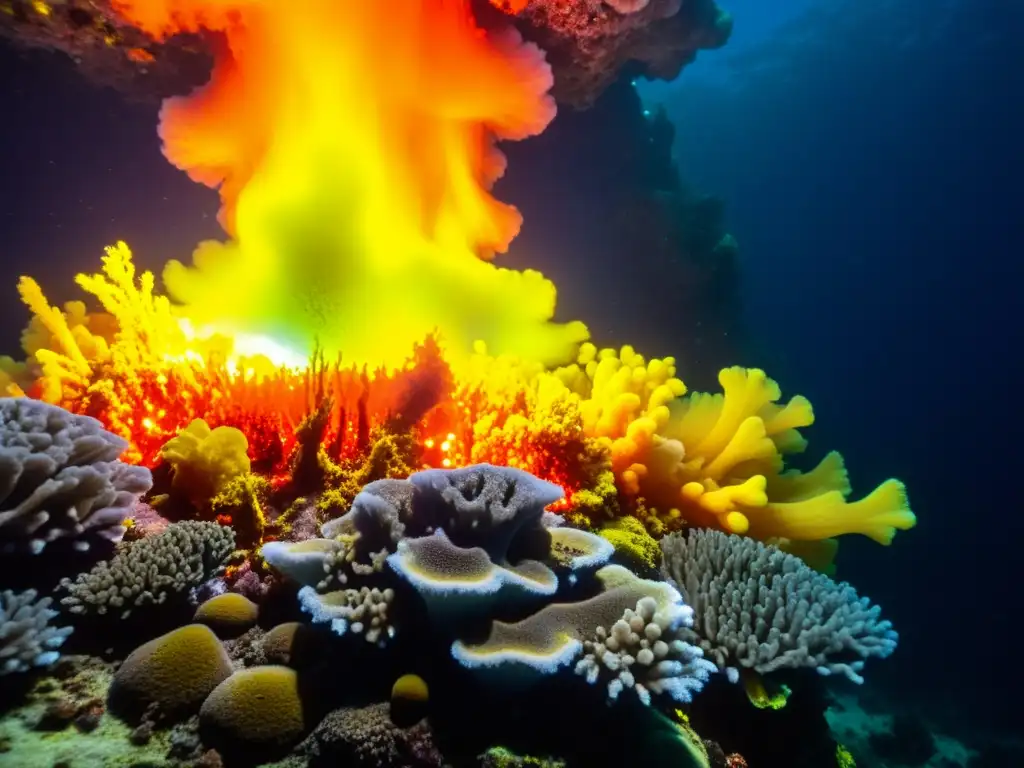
left=0, top=588, right=73, bottom=675
left=0, top=397, right=152, bottom=554
left=660, top=529, right=899, bottom=684
left=61, top=520, right=236, bottom=619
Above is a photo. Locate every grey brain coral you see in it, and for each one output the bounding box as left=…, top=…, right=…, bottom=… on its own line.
left=660, top=529, right=899, bottom=684
left=61, top=520, right=236, bottom=619
left=0, top=397, right=153, bottom=554
left=0, top=588, right=73, bottom=675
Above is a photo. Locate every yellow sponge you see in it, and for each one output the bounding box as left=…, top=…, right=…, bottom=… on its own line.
left=194, top=593, right=259, bottom=639
left=109, top=624, right=233, bottom=721
left=200, top=666, right=307, bottom=754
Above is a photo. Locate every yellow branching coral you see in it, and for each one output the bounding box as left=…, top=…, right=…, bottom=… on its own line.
left=450, top=345, right=914, bottom=549
left=15, top=241, right=193, bottom=404
left=161, top=418, right=252, bottom=509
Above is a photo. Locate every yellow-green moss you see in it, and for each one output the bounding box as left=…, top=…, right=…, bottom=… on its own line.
left=599, top=515, right=662, bottom=571
left=211, top=472, right=272, bottom=550
left=194, top=593, right=259, bottom=639
left=836, top=744, right=857, bottom=768
left=200, top=666, right=306, bottom=752
left=109, top=624, right=233, bottom=721
left=317, top=427, right=417, bottom=517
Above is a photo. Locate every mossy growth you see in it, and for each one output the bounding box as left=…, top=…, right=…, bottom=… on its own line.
left=211, top=472, right=272, bottom=550
left=742, top=670, right=791, bottom=711
left=599, top=515, right=663, bottom=572
left=479, top=746, right=566, bottom=768
left=316, top=427, right=418, bottom=518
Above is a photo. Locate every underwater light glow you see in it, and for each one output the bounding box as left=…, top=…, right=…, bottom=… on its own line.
left=106, top=0, right=588, bottom=370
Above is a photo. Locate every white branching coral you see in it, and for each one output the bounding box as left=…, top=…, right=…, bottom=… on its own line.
left=0, top=589, right=73, bottom=675
left=661, top=529, right=899, bottom=684
left=574, top=594, right=715, bottom=705
left=298, top=585, right=396, bottom=646
left=61, top=521, right=235, bottom=619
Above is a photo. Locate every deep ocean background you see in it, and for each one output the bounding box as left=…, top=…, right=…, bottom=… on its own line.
left=1, top=0, right=1021, bottom=745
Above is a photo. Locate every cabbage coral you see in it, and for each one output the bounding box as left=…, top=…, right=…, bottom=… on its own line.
left=160, top=418, right=251, bottom=509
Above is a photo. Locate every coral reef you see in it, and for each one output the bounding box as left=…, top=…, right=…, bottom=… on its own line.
left=0, top=397, right=152, bottom=554
left=661, top=530, right=898, bottom=683
left=0, top=0, right=921, bottom=761
left=0, top=589, right=73, bottom=675
left=61, top=521, right=236, bottom=619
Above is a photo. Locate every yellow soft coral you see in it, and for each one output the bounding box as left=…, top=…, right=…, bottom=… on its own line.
left=161, top=419, right=251, bottom=509
left=618, top=367, right=916, bottom=545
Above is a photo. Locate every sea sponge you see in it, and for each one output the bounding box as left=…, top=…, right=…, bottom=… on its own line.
left=160, top=418, right=250, bottom=509
left=200, top=666, right=307, bottom=754
left=599, top=516, right=662, bottom=572
left=0, top=397, right=152, bottom=554
left=109, top=624, right=233, bottom=721
left=304, top=702, right=441, bottom=765
left=390, top=673, right=428, bottom=727
left=661, top=530, right=899, bottom=683
left=260, top=622, right=310, bottom=667
left=453, top=564, right=714, bottom=706
left=61, top=521, right=235, bottom=619
left=0, top=589, right=73, bottom=675
left=194, top=593, right=259, bottom=639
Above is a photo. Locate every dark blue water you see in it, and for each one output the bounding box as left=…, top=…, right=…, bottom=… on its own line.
left=645, top=0, right=1023, bottom=737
